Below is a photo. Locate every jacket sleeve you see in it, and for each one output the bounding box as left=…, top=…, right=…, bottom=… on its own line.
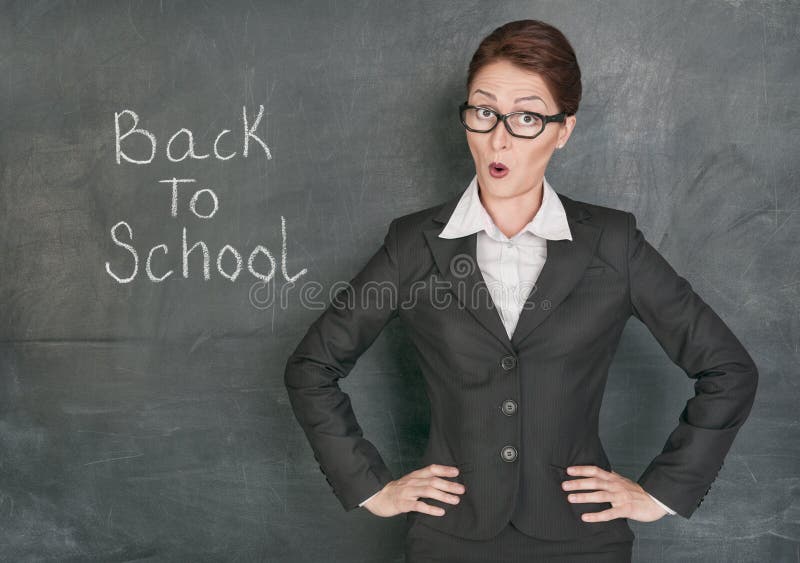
left=284, top=218, right=401, bottom=511
left=625, top=211, right=759, bottom=518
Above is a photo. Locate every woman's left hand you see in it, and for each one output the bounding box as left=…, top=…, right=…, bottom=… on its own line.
left=560, top=465, right=671, bottom=523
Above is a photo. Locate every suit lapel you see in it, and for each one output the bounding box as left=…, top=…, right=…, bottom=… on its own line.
left=423, top=190, right=602, bottom=352
left=423, top=226, right=512, bottom=352
left=511, top=200, right=601, bottom=347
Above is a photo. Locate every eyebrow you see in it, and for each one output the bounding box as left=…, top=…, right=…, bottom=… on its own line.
left=472, top=89, right=548, bottom=109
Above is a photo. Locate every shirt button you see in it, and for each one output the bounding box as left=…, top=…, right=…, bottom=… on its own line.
left=501, top=399, right=518, bottom=416
left=500, top=355, right=516, bottom=370
left=500, top=445, right=518, bottom=462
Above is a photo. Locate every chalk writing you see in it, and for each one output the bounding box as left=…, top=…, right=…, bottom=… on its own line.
left=105, top=107, right=307, bottom=286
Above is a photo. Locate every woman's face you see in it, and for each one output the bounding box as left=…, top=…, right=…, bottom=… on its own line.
left=465, top=59, right=576, bottom=200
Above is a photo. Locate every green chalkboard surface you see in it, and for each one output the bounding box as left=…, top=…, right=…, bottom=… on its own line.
left=1, top=1, right=795, bottom=561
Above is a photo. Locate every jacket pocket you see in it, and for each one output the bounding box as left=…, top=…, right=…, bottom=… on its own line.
left=455, top=461, right=475, bottom=473
left=547, top=463, right=633, bottom=536
left=583, top=265, right=607, bottom=277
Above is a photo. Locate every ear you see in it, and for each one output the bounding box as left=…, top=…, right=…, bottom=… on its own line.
left=557, top=115, right=577, bottom=147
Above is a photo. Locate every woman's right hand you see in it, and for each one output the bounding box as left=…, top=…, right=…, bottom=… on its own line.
left=362, top=464, right=466, bottom=518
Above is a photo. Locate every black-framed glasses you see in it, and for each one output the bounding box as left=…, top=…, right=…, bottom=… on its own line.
left=459, top=101, right=567, bottom=139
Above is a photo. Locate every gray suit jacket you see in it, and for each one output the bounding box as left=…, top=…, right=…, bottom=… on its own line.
left=284, top=190, right=759, bottom=541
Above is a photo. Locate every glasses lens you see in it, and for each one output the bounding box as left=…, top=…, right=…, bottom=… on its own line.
left=462, top=106, right=497, bottom=132
left=507, top=113, right=543, bottom=137
left=461, top=106, right=544, bottom=138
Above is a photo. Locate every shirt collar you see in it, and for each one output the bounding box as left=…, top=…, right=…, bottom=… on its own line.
left=438, top=174, right=573, bottom=242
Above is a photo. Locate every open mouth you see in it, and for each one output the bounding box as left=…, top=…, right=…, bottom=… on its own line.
left=489, top=161, right=509, bottom=178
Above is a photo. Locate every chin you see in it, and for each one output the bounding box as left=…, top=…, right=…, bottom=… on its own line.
left=479, top=172, right=512, bottom=190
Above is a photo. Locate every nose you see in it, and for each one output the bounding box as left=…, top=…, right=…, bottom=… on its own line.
left=489, top=119, right=509, bottom=152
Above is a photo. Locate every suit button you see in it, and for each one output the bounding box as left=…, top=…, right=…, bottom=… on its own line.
left=500, top=355, right=516, bottom=370
left=501, top=399, right=517, bottom=416
left=500, top=445, right=518, bottom=462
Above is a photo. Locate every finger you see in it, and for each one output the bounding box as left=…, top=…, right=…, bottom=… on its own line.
left=578, top=506, right=623, bottom=522
left=412, top=499, right=447, bottom=516
left=567, top=465, right=611, bottom=479
left=412, top=483, right=463, bottom=505
left=567, top=490, right=614, bottom=505
left=418, top=464, right=460, bottom=478
left=406, top=477, right=465, bottom=499
left=430, top=476, right=467, bottom=495
left=562, top=476, right=613, bottom=491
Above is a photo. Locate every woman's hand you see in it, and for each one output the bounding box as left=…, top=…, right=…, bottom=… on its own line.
left=362, top=464, right=466, bottom=518
left=560, top=465, right=670, bottom=523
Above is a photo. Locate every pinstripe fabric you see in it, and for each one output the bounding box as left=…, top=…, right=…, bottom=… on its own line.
left=285, top=172, right=758, bottom=550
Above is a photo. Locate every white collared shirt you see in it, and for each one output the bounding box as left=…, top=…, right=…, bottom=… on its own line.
left=360, top=174, right=676, bottom=516
left=438, top=174, right=572, bottom=339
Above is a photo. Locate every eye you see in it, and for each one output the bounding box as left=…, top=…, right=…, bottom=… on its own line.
left=477, top=107, right=494, bottom=120
left=512, top=112, right=542, bottom=129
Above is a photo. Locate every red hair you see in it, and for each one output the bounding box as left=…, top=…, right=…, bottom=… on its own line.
left=467, top=20, right=582, bottom=116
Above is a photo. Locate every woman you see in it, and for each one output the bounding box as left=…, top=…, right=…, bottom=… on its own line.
left=284, top=19, right=758, bottom=563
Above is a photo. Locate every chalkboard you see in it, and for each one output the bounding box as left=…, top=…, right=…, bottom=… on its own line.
left=1, top=1, right=796, bottom=561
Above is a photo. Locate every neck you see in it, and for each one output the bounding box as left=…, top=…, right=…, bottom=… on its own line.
left=478, top=179, right=544, bottom=239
